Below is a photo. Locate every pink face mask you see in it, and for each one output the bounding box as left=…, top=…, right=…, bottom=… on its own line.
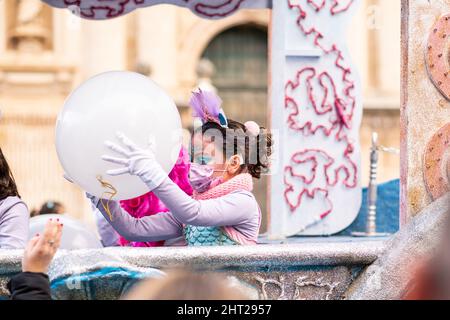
left=188, top=163, right=224, bottom=193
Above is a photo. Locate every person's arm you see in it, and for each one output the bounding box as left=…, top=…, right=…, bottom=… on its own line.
left=0, top=201, right=29, bottom=249
left=8, top=219, right=63, bottom=300
left=8, top=272, right=51, bottom=300
left=89, top=196, right=183, bottom=242
left=152, top=178, right=257, bottom=227
left=101, top=132, right=257, bottom=227
left=94, top=205, right=121, bottom=247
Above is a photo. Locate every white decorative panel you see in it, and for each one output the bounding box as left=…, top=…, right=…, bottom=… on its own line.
left=269, top=0, right=362, bottom=237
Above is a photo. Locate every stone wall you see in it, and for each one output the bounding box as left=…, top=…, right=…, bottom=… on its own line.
left=401, top=0, right=450, bottom=222
left=0, top=240, right=385, bottom=300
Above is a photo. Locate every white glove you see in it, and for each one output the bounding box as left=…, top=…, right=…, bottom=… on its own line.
left=102, top=131, right=167, bottom=191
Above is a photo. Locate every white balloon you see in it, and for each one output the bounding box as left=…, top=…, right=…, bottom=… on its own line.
left=29, top=214, right=103, bottom=250
left=56, top=71, right=182, bottom=200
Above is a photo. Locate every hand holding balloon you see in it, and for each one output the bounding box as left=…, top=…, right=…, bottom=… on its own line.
left=102, top=132, right=167, bottom=191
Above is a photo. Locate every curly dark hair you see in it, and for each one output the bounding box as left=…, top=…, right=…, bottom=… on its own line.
left=192, top=119, right=273, bottom=179
left=0, top=148, right=20, bottom=200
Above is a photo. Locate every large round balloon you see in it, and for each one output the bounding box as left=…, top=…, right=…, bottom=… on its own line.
left=29, top=214, right=103, bottom=250
left=56, top=71, right=182, bottom=200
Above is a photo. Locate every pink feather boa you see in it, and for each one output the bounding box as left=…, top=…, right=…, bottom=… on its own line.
left=119, top=147, right=193, bottom=247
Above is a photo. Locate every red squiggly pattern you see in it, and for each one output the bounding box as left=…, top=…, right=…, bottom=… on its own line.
left=193, top=0, right=246, bottom=18
left=284, top=0, right=358, bottom=229
left=305, top=0, right=354, bottom=15
left=58, top=0, right=245, bottom=19
left=62, top=0, right=143, bottom=18
left=285, top=67, right=353, bottom=136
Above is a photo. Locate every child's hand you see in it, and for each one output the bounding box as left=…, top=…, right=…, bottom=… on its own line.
left=102, top=131, right=167, bottom=191
left=22, top=219, right=63, bottom=274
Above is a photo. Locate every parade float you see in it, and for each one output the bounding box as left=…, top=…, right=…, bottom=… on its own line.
left=0, top=0, right=448, bottom=300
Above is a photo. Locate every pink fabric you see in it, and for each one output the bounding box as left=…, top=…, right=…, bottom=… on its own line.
left=193, top=173, right=259, bottom=245
left=119, top=147, right=193, bottom=247
left=193, top=173, right=253, bottom=200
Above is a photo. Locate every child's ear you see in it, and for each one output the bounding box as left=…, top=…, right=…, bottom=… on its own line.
left=227, top=155, right=242, bottom=175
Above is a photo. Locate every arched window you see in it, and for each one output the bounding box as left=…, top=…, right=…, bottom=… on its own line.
left=202, top=25, right=269, bottom=232
left=202, top=25, right=268, bottom=126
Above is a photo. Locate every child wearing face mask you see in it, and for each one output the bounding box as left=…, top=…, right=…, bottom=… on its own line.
left=87, top=90, right=272, bottom=246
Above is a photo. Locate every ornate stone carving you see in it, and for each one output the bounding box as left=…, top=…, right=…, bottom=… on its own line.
left=228, top=267, right=353, bottom=300
left=293, top=276, right=340, bottom=300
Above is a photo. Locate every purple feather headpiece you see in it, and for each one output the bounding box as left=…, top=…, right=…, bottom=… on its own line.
left=189, top=89, right=228, bottom=128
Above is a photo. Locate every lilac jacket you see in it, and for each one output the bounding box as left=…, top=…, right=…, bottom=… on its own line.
left=0, top=196, right=29, bottom=249
left=92, top=177, right=260, bottom=245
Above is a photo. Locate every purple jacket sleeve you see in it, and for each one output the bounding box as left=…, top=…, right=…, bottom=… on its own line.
left=93, top=177, right=259, bottom=243
left=92, top=197, right=183, bottom=242
left=94, top=208, right=121, bottom=247
left=0, top=200, right=29, bottom=249
left=152, top=178, right=258, bottom=227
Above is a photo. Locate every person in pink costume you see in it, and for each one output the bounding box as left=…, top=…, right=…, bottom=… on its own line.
left=96, top=147, right=193, bottom=247
left=119, top=147, right=193, bottom=247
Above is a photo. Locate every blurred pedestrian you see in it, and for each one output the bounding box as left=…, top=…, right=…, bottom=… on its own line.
left=123, top=270, right=250, bottom=300
left=7, top=218, right=63, bottom=300
left=0, top=147, right=29, bottom=249
left=37, top=201, right=66, bottom=215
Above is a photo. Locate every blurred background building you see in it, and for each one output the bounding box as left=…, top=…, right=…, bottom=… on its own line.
left=0, top=0, right=400, bottom=231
